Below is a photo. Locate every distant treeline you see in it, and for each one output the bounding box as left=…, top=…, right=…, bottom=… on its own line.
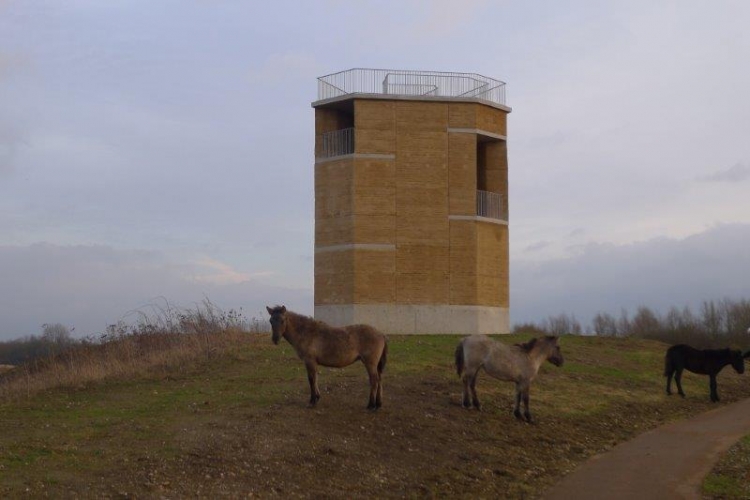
left=0, top=300, right=269, bottom=368
left=0, top=323, right=76, bottom=366
left=514, top=298, right=750, bottom=348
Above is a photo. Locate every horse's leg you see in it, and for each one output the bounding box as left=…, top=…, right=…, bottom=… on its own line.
left=365, top=362, right=379, bottom=410
left=375, top=366, right=383, bottom=409
left=675, top=368, right=685, bottom=397
left=513, top=382, right=523, bottom=420
left=709, top=374, right=719, bottom=402
left=522, top=386, right=532, bottom=423
left=461, top=373, right=471, bottom=408
left=666, top=368, right=673, bottom=395
left=470, top=371, right=481, bottom=410
left=305, top=360, right=320, bottom=406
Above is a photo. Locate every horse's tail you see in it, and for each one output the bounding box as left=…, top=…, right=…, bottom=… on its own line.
left=377, top=340, right=388, bottom=375
left=455, top=341, right=465, bottom=377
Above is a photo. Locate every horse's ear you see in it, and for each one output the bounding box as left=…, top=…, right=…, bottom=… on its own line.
left=280, top=305, right=287, bottom=313
left=266, top=306, right=273, bottom=315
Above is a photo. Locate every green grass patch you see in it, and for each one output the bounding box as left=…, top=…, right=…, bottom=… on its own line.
left=702, top=434, right=750, bottom=499
left=1, top=333, right=749, bottom=498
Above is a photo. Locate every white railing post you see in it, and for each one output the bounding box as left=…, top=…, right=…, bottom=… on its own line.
left=320, top=127, right=355, bottom=159
left=476, top=190, right=506, bottom=221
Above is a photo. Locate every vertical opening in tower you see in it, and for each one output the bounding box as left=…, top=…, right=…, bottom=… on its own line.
left=316, top=107, right=354, bottom=159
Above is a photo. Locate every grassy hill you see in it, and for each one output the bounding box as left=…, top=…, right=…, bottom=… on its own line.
left=1, top=332, right=749, bottom=498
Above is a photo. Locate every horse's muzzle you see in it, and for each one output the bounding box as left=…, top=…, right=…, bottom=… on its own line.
left=272, top=334, right=280, bottom=345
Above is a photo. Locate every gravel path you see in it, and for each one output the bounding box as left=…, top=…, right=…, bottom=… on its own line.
left=543, top=397, right=750, bottom=500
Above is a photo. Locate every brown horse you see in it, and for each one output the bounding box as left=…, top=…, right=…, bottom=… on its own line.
left=266, top=306, right=388, bottom=410
left=455, top=335, right=564, bottom=422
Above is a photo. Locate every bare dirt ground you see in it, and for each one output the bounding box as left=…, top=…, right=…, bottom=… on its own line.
left=2, top=335, right=750, bottom=499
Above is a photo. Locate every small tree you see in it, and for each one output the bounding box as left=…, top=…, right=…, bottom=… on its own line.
left=591, top=312, right=618, bottom=336
left=41, top=323, right=73, bottom=355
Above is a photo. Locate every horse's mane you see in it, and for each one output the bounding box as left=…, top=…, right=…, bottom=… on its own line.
left=516, top=335, right=558, bottom=353
left=285, top=310, right=336, bottom=335
left=516, top=338, right=537, bottom=352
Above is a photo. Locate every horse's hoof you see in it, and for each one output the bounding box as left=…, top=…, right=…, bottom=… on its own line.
left=513, top=410, right=523, bottom=420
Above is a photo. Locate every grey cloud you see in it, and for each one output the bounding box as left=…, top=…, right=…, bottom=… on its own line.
left=0, top=121, right=24, bottom=174
left=511, top=224, right=750, bottom=327
left=0, top=244, right=312, bottom=340
left=698, top=163, right=750, bottom=183
left=523, top=240, right=553, bottom=253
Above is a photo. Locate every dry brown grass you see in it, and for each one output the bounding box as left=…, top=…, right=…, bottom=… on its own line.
left=0, top=300, right=266, bottom=401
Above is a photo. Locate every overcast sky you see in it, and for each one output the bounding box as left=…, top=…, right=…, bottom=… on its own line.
left=2, top=1, right=750, bottom=340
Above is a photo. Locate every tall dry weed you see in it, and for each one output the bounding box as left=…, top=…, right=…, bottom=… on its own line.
left=0, top=299, right=269, bottom=401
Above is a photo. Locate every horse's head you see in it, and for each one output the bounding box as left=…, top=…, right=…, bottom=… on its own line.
left=730, top=349, right=745, bottom=374
left=544, top=336, right=564, bottom=367
left=266, top=305, right=288, bottom=345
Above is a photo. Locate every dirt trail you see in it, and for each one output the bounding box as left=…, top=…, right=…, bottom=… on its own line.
left=543, top=397, right=750, bottom=500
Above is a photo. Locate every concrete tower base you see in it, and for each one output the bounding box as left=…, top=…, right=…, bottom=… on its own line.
left=315, top=304, right=509, bottom=335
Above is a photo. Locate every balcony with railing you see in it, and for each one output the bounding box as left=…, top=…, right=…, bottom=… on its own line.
left=317, top=68, right=506, bottom=107
left=319, top=127, right=355, bottom=159
left=476, top=190, right=507, bottom=221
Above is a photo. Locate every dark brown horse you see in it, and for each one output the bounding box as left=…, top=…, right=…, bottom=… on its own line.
left=664, top=344, right=748, bottom=402
left=266, top=306, right=388, bottom=410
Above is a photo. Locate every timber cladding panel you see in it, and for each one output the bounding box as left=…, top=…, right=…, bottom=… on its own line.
left=448, top=133, right=476, bottom=216
left=354, top=100, right=395, bottom=154
left=315, top=247, right=396, bottom=305
left=353, top=249, right=395, bottom=303
left=315, top=158, right=354, bottom=219
left=396, top=272, right=450, bottom=304
left=476, top=105, right=507, bottom=137
left=396, top=101, right=449, bottom=131
left=450, top=273, right=478, bottom=304
left=476, top=223, right=509, bottom=307
left=315, top=249, right=354, bottom=305
left=397, top=244, right=449, bottom=274
left=449, top=220, right=477, bottom=275
left=315, top=215, right=354, bottom=247
left=352, top=157, right=395, bottom=215
left=482, top=141, right=508, bottom=197
left=448, top=103, right=477, bottom=129
left=352, top=215, right=395, bottom=245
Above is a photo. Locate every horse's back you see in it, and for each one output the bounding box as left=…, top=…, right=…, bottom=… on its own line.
left=666, top=344, right=711, bottom=374
left=460, top=335, right=520, bottom=380
left=312, top=323, right=386, bottom=367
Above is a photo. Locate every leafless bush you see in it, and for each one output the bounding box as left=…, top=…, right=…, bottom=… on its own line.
left=0, top=299, right=268, bottom=401
left=591, top=312, right=618, bottom=336
left=542, top=313, right=582, bottom=336
left=513, top=298, right=750, bottom=349
left=594, top=298, right=750, bottom=349
left=511, top=322, right=547, bottom=335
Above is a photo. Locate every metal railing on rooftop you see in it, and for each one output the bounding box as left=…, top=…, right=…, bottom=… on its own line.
left=320, top=127, right=354, bottom=159
left=317, top=68, right=506, bottom=107
left=476, top=190, right=507, bottom=221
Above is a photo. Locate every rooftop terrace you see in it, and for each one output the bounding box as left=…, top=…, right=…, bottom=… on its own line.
left=316, top=68, right=507, bottom=107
